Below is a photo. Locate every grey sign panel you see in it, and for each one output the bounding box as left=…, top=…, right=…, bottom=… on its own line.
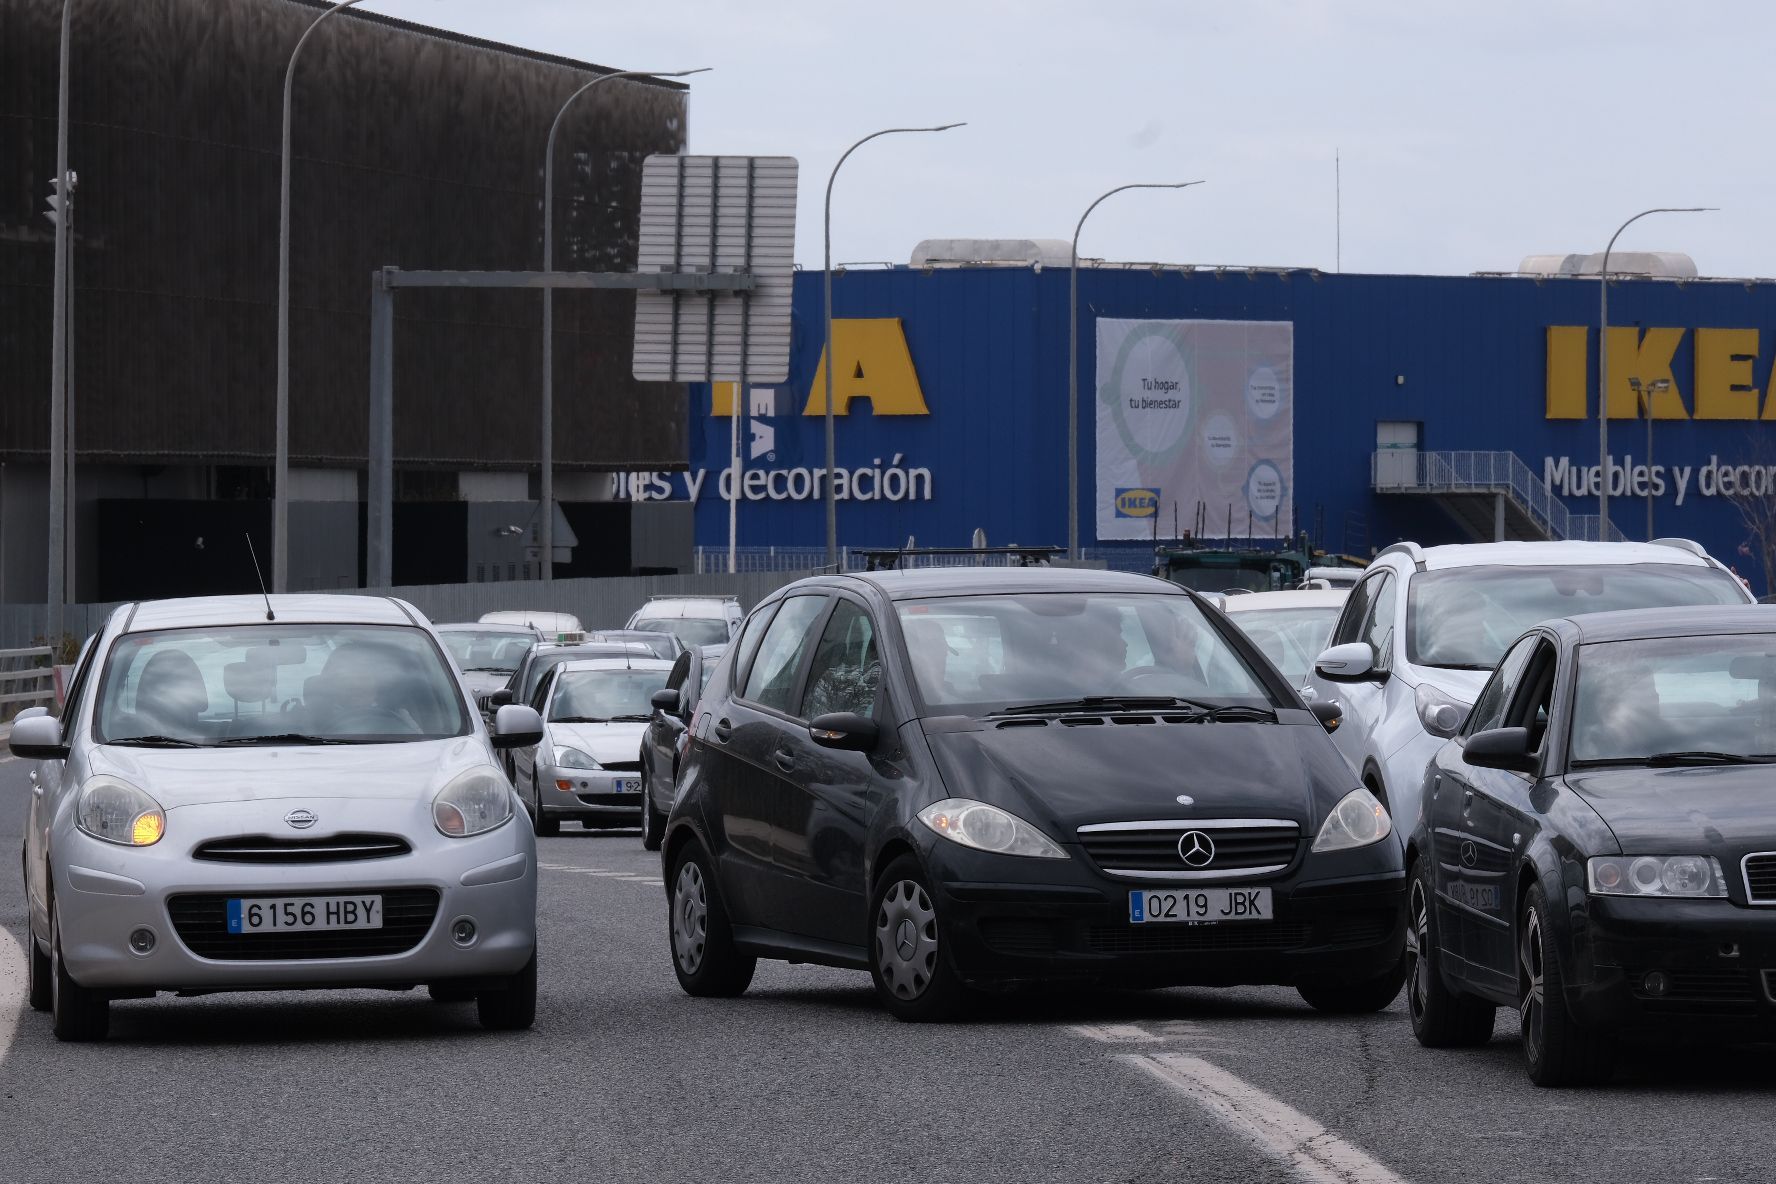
left=633, top=155, right=798, bottom=383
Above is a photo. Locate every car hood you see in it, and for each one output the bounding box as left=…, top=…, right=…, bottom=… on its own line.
left=549, top=721, right=648, bottom=764
left=458, top=670, right=513, bottom=697
left=1565, top=765, right=1776, bottom=852
left=1402, top=664, right=1490, bottom=704
left=88, top=737, right=493, bottom=808
left=919, top=716, right=1353, bottom=835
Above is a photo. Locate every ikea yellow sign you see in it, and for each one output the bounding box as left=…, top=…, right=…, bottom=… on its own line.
left=713, top=318, right=929, bottom=417
left=1546, top=326, right=1770, bottom=419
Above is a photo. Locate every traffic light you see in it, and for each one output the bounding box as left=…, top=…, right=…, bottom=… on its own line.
left=43, top=170, right=77, bottom=227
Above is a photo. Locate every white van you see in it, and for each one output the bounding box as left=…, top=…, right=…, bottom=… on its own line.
left=624, top=596, right=741, bottom=648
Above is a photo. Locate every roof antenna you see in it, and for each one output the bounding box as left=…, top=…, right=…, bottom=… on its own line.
left=245, top=534, right=276, bottom=621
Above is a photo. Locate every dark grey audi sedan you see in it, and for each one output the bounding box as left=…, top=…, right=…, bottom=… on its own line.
left=659, top=568, right=1406, bottom=1021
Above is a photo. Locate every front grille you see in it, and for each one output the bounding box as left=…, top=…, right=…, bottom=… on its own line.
left=979, top=919, right=1059, bottom=957
left=192, top=834, right=411, bottom=864
left=1744, top=853, right=1776, bottom=903
left=1087, top=921, right=1311, bottom=954
left=1078, top=821, right=1301, bottom=879
left=601, top=761, right=642, bottom=774
left=168, top=888, right=440, bottom=961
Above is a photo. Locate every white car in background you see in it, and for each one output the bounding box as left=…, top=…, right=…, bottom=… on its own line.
left=625, top=595, right=741, bottom=649
left=1219, top=588, right=1349, bottom=687
left=1304, top=538, right=1754, bottom=837
left=479, top=610, right=584, bottom=642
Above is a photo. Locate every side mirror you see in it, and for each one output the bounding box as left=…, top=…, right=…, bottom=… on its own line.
left=808, top=711, right=879, bottom=752
left=1315, top=642, right=1376, bottom=682
left=1462, top=726, right=1537, bottom=774
left=14, top=705, right=49, bottom=722
left=10, top=715, right=68, bottom=760
left=650, top=688, right=683, bottom=716
left=486, top=688, right=514, bottom=709
left=490, top=704, right=544, bottom=750
left=1309, top=700, right=1343, bottom=733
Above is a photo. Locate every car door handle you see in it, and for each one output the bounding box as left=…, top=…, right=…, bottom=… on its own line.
left=772, top=749, right=795, bottom=772
left=713, top=719, right=733, bottom=743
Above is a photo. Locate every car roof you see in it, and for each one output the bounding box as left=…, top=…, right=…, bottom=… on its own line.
left=633, top=598, right=735, bottom=619
left=124, top=594, right=418, bottom=632
left=554, top=657, right=675, bottom=673
left=1550, top=606, right=1776, bottom=645
left=435, top=621, right=535, bottom=634
left=1412, top=540, right=1718, bottom=571
left=1219, top=589, right=1350, bottom=613
left=811, top=566, right=1183, bottom=602
left=535, top=641, right=652, bottom=655
left=479, top=610, right=582, bottom=626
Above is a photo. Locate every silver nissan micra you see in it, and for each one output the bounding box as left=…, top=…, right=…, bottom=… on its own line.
left=10, top=594, right=545, bottom=1041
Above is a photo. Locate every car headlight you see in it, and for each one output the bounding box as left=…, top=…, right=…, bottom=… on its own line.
left=1312, top=787, right=1392, bottom=853
left=1415, top=683, right=1469, bottom=739
left=552, top=745, right=601, bottom=771
left=433, top=767, right=514, bottom=837
left=78, top=777, right=166, bottom=847
left=917, top=798, right=1068, bottom=859
left=1588, top=855, right=1727, bottom=898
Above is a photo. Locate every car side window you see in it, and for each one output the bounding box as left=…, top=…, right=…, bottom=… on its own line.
left=729, top=602, right=780, bottom=693
left=740, top=596, right=828, bottom=715
left=530, top=667, right=557, bottom=713
left=1464, top=636, right=1538, bottom=737
left=1362, top=573, right=1397, bottom=671
left=56, top=635, right=100, bottom=727
left=800, top=600, right=883, bottom=720
left=664, top=652, right=691, bottom=694
left=1504, top=640, right=1559, bottom=756
left=1331, top=575, right=1376, bottom=647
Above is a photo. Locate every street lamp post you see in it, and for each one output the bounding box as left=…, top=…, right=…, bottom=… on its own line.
left=46, top=0, right=72, bottom=638
left=1596, top=206, right=1713, bottom=538
left=822, top=122, right=964, bottom=569
left=1629, top=376, right=1672, bottom=541
left=1068, top=181, right=1203, bottom=560
left=277, top=0, right=375, bottom=594
left=540, top=67, right=709, bottom=581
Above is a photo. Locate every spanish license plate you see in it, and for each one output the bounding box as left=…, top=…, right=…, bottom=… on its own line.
left=1128, top=887, right=1273, bottom=924
left=226, top=895, right=383, bottom=934
left=612, top=779, right=639, bottom=793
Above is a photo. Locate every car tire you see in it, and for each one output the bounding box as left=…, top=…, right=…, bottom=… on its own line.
left=50, top=905, right=108, bottom=1043
left=667, top=842, right=755, bottom=998
left=26, top=927, right=51, bottom=1013
left=640, top=784, right=665, bottom=853
left=1405, top=858, right=1496, bottom=1047
left=427, top=982, right=476, bottom=1003
left=530, top=776, right=560, bottom=838
left=476, top=948, right=538, bottom=1031
left=1297, top=960, right=1407, bottom=1014
left=869, top=855, right=971, bottom=1023
left=1520, top=883, right=1612, bottom=1087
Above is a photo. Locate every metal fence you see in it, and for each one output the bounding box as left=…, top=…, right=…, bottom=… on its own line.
left=694, top=545, right=1110, bottom=574
left=1371, top=450, right=1624, bottom=544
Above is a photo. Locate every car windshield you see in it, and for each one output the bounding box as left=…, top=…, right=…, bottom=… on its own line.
left=94, top=623, right=470, bottom=745
left=633, top=616, right=728, bottom=647
left=592, top=632, right=678, bottom=660
left=438, top=629, right=532, bottom=672
left=549, top=669, right=669, bottom=722
left=1227, top=606, right=1341, bottom=684
left=894, top=593, right=1275, bottom=712
left=1572, top=635, right=1776, bottom=765
left=1407, top=563, right=1747, bottom=670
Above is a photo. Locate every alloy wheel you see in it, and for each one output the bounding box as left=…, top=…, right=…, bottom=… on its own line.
left=672, top=861, right=709, bottom=974
left=1406, top=879, right=1430, bottom=1025
left=874, top=879, right=939, bottom=1001
left=1519, top=905, right=1546, bottom=1060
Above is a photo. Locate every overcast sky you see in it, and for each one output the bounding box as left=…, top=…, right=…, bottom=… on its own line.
left=374, top=0, right=1772, bottom=277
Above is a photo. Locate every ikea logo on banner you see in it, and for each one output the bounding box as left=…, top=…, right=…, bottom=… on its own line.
left=1114, top=488, right=1161, bottom=518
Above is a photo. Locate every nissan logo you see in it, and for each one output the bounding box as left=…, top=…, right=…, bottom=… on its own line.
left=284, top=809, right=318, bottom=830
left=1177, top=830, right=1216, bottom=868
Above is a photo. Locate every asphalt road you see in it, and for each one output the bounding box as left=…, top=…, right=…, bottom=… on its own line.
left=2, top=753, right=1774, bottom=1184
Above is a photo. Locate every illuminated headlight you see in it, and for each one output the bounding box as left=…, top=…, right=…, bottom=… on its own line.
left=1588, top=855, right=1727, bottom=898
left=77, top=777, right=165, bottom=847
left=1415, top=683, right=1468, bottom=739
left=552, top=746, right=601, bottom=771
left=433, top=768, right=514, bottom=838
left=1312, top=787, right=1392, bottom=853
left=917, top=799, right=1068, bottom=859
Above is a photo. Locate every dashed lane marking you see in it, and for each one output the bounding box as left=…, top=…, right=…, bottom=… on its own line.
left=1126, top=1052, right=1411, bottom=1184
left=538, top=862, right=663, bottom=887
left=0, top=925, right=27, bottom=1065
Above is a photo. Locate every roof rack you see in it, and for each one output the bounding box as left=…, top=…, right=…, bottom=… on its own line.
left=855, top=545, right=1064, bottom=572
left=1373, top=542, right=1423, bottom=568
left=1648, top=537, right=1708, bottom=558
left=647, top=594, right=739, bottom=602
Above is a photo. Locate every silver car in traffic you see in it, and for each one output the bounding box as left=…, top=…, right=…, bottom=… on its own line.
left=10, top=594, right=545, bottom=1041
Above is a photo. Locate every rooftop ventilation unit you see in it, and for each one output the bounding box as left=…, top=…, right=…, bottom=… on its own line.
left=1515, top=251, right=1698, bottom=279
left=909, top=238, right=1076, bottom=268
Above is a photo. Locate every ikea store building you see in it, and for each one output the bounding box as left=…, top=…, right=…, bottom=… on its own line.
left=634, top=244, right=1776, bottom=590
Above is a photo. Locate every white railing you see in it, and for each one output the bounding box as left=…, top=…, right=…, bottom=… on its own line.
left=1372, top=450, right=1624, bottom=543
left=0, top=646, right=56, bottom=719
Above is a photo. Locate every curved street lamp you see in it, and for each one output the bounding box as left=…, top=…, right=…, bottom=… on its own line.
left=1068, top=181, right=1204, bottom=559
left=539, top=67, right=709, bottom=579
left=1595, top=205, right=1713, bottom=536
left=822, top=122, right=965, bottom=569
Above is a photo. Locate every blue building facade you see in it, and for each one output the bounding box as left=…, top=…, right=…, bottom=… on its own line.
left=626, top=265, right=1776, bottom=588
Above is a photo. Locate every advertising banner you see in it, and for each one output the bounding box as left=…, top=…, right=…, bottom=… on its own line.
left=1095, top=319, right=1294, bottom=540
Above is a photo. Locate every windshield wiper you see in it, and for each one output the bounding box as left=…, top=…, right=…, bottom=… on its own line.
left=607, top=714, right=654, bottom=723
left=464, top=666, right=512, bottom=673
left=218, top=733, right=356, bottom=746
left=1646, top=751, right=1776, bottom=767
left=105, top=734, right=205, bottom=748
left=994, top=696, right=1276, bottom=722
left=1421, top=662, right=1492, bottom=671
left=551, top=715, right=610, bottom=724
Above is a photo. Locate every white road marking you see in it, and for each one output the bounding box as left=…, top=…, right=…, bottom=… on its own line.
left=0, top=925, right=29, bottom=1064
left=1127, top=1053, right=1411, bottom=1184
left=1070, top=1023, right=1164, bottom=1044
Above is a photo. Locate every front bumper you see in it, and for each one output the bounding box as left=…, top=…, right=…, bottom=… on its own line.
left=1566, top=895, right=1776, bottom=1033
left=54, top=819, right=536, bottom=993
left=926, top=841, right=1406, bottom=990
left=538, top=763, right=644, bottom=822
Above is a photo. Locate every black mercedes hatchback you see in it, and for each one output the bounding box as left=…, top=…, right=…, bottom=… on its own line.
left=660, top=568, right=1406, bottom=1020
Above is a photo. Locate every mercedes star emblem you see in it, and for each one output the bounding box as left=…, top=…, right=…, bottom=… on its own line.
left=1177, top=830, right=1216, bottom=868
left=284, top=808, right=318, bottom=830
left=1460, top=840, right=1479, bottom=868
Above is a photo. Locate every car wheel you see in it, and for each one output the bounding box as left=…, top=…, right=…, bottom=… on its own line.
left=869, top=855, right=971, bottom=1022
left=26, top=926, right=51, bottom=1013
left=1405, top=859, right=1495, bottom=1047
left=1520, top=884, right=1612, bottom=1086
left=427, top=982, right=476, bottom=1003
left=1297, top=960, right=1406, bottom=1014
left=667, top=842, right=755, bottom=997
left=530, top=775, right=560, bottom=837
left=476, top=947, right=537, bottom=1031
left=50, top=904, right=108, bottom=1042
left=640, top=783, right=665, bottom=853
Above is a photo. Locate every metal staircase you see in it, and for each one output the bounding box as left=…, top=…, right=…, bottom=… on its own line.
left=1372, top=450, right=1624, bottom=543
